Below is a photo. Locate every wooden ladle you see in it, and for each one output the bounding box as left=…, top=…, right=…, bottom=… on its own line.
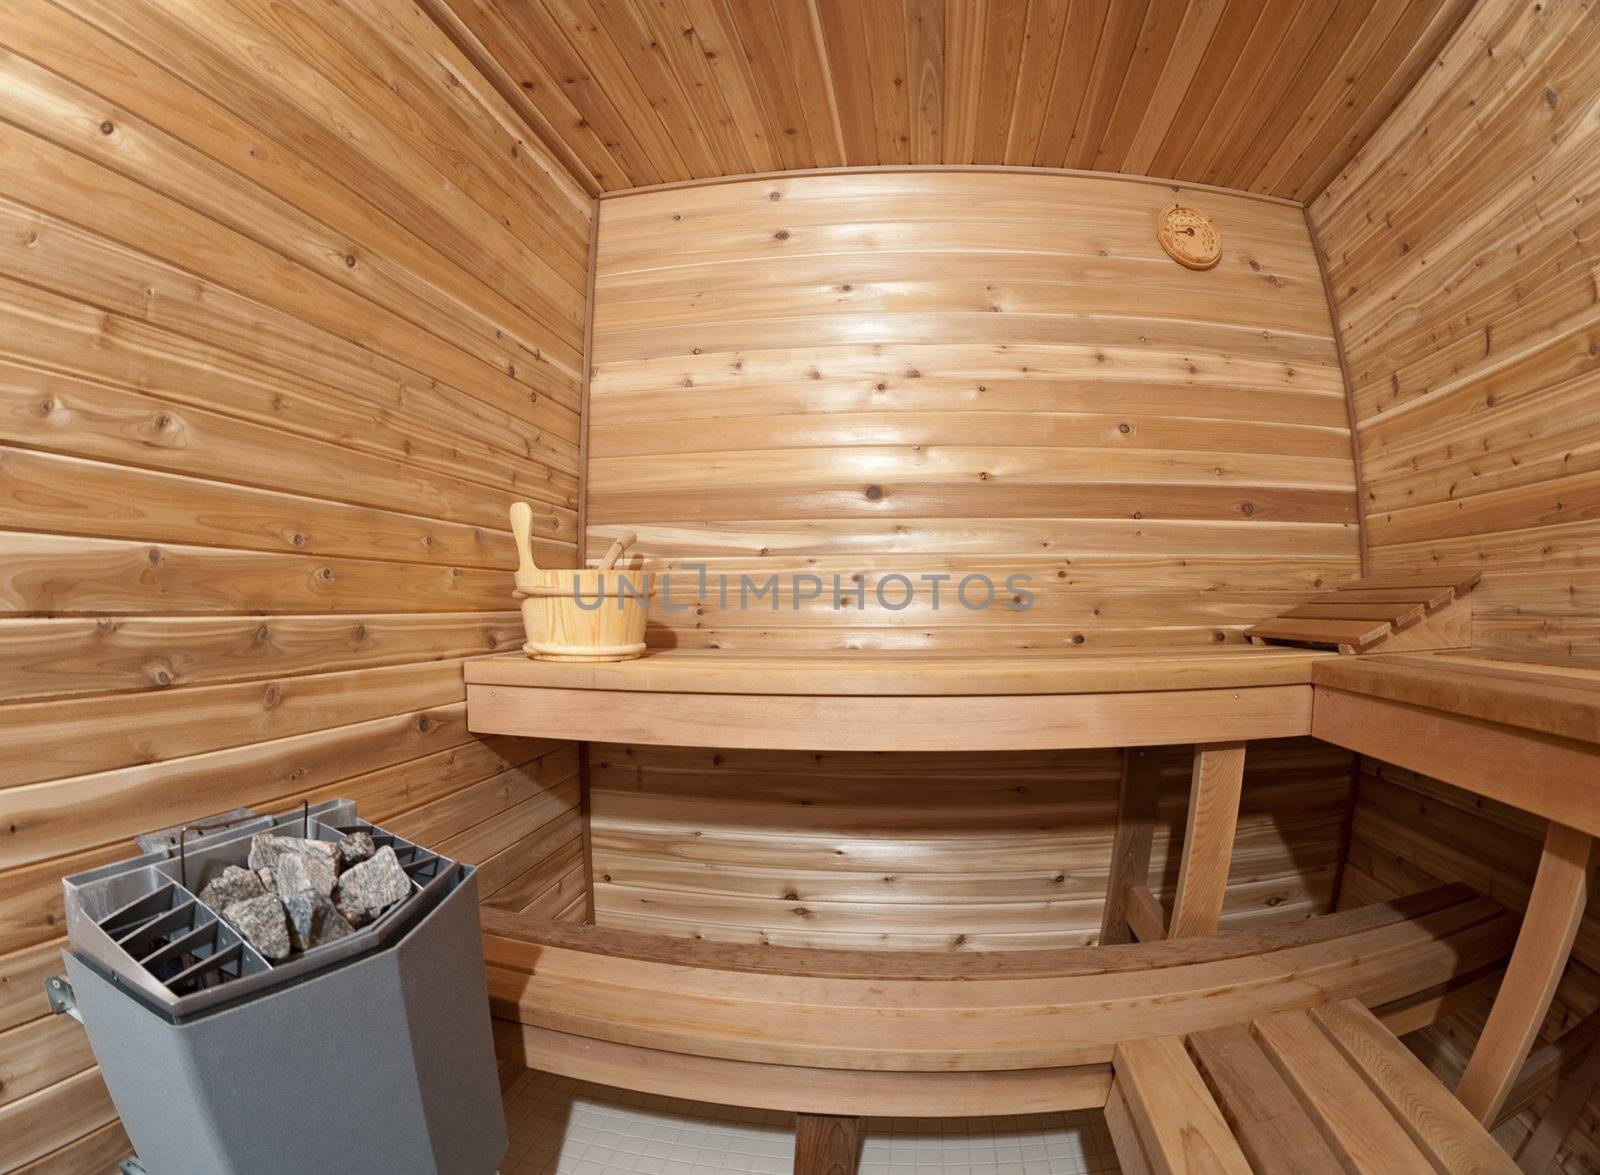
left=508, top=502, right=540, bottom=594
left=596, top=530, right=637, bottom=571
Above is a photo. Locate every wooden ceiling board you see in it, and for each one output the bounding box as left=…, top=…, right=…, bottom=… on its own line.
left=430, top=0, right=1477, bottom=198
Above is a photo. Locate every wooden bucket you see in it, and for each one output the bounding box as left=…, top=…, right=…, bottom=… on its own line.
left=509, top=503, right=651, bottom=661
left=516, top=569, right=652, bottom=661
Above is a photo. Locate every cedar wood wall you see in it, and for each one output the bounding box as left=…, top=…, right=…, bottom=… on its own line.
left=0, top=2, right=587, bottom=1169
left=6, top=0, right=1595, bottom=1166
left=583, top=170, right=1361, bottom=949
left=1313, top=1, right=1600, bottom=1167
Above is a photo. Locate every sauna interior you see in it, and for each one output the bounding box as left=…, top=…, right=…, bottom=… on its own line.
left=4, top=0, right=1600, bottom=1172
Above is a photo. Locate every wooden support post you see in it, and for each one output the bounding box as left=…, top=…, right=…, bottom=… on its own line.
left=1103, top=1078, right=1154, bottom=1175
left=1457, top=821, right=1594, bottom=1124
left=794, top=1113, right=861, bottom=1175
left=1100, top=747, right=1163, bottom=945
left=1125, top=884, right=1167, bottom=943
left=1169, top=742, right=1247, bottom=938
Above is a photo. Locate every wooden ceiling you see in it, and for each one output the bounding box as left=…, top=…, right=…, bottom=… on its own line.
left=429, top=0, right=1475, bottom=199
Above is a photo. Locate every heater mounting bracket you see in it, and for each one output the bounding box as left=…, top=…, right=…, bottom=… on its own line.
left=43, top=974, right=81, bottom=1023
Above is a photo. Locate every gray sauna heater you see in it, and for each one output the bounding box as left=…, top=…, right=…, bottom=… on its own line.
left=50, top=799, right=508, bottom=1175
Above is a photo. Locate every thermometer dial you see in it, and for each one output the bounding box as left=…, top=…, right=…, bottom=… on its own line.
left=1158, top=203, right=1222, bottom=270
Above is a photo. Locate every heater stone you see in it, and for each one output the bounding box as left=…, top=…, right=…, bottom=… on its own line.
left=199, top=864, right=266, bottom=911
left=223, top=893, right=291, bottom=961
left=338, top=830, right=376, bottom=866
left=250, top=834, right=339, bottom=895
left=335, top=845, right=411, bottom=925
left=284, top=888, right=355, bottom=951
left=273, top=851, right=336, bottom=901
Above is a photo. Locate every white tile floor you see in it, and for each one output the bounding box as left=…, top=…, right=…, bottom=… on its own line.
left=501, top=1068, right=1121, bottom=1174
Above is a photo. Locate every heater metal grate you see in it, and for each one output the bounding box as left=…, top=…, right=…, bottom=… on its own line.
left=63, top=799, right=461, bottom=1017
left=99, top=882, right=263, bottom=997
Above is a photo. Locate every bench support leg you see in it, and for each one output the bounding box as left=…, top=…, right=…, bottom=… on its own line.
left=794, top=1113, right=860, bottom=1175
left=1457, top=821, right=1593, bottom=1124
left=1101, top=747, right=1163, bottom=944
left=1170, top=742, right=1247, bottom=938
left=1125, top=885, right=1167, bottom=943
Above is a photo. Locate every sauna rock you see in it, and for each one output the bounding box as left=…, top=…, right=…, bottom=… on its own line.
left=198, top=865, right=267, bottom=912
left=273, top=851, right=335, bottom=900
left=249, top=834, right=340, bottom=896
left=222, top=893, right=292, bottom=961
left=283, top=889, right=355, bottom=952
left=334, top=846, right=411, bottom=927
left=338, top=831, right=376, bottom=867
left=212, top=834, right=407, bottom=956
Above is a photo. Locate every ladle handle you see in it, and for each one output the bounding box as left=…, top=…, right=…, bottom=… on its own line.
left=597, top=530, right=637, bottom=571
left=508, top=502, right=541, bottom=583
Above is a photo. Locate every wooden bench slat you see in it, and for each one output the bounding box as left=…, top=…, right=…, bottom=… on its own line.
left=1248, top=617, right=1392, bottom=649
left=1186, top=1023, right=1342, bottom=1175
left=1337, top=572, right=1482, bottom=596
left=481, top=882, right=1478, bottom=979
left=484, top=895, right=1517, bottom=1071
left=1110, top=1001, right=1521, bottom=1175
left=1284, top=601, right=1428, bottom=628
left=1310, top=1000, right=1518, bottom=1174
left=1308, top=585, right=1460, bottom=609
left=1252, top=1009, right=1437, bottom=1173
left=1114, top=1035, right=1251, bottom=1175
left=1312, top=657, right=1600, bottom=748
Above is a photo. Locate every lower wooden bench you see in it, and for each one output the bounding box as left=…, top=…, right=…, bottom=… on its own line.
left=486, top=884, right=1517, bottom=1173
left=1107, top=998, right=1517, bottom=1174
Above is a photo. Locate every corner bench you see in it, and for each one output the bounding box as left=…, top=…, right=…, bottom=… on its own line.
left=467, top=641, right=1600, bottom=1172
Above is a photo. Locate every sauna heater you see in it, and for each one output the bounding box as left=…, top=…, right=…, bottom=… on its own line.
left=49, top=799, right=507, bottom=1175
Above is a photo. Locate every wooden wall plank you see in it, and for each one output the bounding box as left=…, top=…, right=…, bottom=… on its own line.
left=0, top=1, right=590, bottom=1165
left=588, top=170, right=1358, bottom=656
left=578, top=167, right=1358, bottom=952
left=1312, top=0, right=1600, bottom=662
left=1314, top=11, right=1600, bottom=1150
left=586, top=739, right=1350, bottom=950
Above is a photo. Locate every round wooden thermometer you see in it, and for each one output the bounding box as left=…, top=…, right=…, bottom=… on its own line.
left=1157, top=203, right=1222, bottom=270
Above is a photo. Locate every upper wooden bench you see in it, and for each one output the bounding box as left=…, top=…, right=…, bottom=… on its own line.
left=465, top=645, right=1329, bottom=751
left=1311, top=649, right=1600, bottom=837
left=1108, top=998, right=1518, bottom=1174
left=1314, top=650, right=1600, bottom=746
left=466, top=641, right=1600, bottom=832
